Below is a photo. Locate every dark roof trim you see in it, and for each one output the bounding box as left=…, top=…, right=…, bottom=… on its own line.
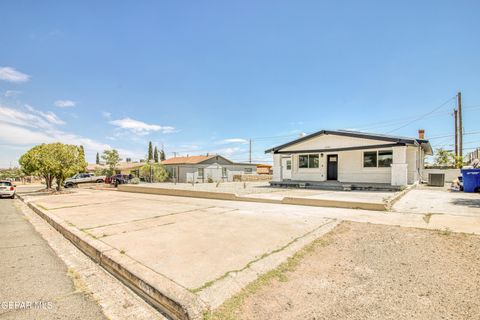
left=265, top=130, right=429, bottom=154
left=274, top=143, right=406, bottom=154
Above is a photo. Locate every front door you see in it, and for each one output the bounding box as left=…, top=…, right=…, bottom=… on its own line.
left=327, top=155, right=338, bottom=180
left=282, top=157, right=292, bottom=180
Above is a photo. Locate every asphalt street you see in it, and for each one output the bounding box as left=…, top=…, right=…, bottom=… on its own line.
left=0, top=198, right=106, bottom=320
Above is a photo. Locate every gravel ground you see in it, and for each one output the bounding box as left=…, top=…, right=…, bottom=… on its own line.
left=233, top=222, right=480, bottom=320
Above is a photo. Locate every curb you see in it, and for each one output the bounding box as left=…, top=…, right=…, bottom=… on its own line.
left=385, top=183, right=417, bottom=211
left=16, top=194, right=208, bottom=320
left=118, top=185, right=387, bottom=211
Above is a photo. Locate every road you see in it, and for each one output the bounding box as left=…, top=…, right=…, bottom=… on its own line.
left=0, top=198, right=107, bottom=320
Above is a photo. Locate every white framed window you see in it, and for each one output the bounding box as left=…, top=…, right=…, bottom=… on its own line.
left=244, top=168, right=253, bottom=174
left=197, top=168, right=204, bottom=178
left=286, top=160, right=292, bottom=170
left=222, top=167, right=227, bottom=178
left=363, top=150, right=393, bottom=168
left=298, top=154, right=319, bottom=168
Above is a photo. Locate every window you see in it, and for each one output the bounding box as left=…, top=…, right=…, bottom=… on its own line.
left=222, top=167, right=227, bottom=178
left=363, top=151, right=377, bottom=168
left=363, top=150, right=393, bottom=168
left=378, top=151, right=393, bottom=167
left=286, top=160, right=292, bottom=170
left=299, top=154, right=319, bottom=168
left=244, top=168, right=253, bottom=174
left=197, top=168, right=204, bottom=178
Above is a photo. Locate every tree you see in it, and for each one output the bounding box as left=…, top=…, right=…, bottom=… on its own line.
left=102, top=149, right=121, bottom=176
left=53, top=144, right=88, bottom=190
left=434, top=148, right=454, bottom=167
left=148, top=141, right=153, bottom=161
left=154, top=146, right=159, bottom=163
left=140, top=163, right=169, bottom=183
left=96, top=152, right=100, bottom=165
left=19, top=143, right=87, bottom=190
left=160, top=148, right=166, bottom=161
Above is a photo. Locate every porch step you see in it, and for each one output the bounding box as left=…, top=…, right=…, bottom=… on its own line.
left=269, top=181, right=402, bottom=192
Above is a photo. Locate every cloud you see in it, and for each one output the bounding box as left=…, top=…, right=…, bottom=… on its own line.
left=217, top=138, right=249, bottom=145
left=109, top=117, right=176, bottom=135
left=102, top=111, right=112, bottom=118
left=0, top=104, right=147, bottom=166
left=4, top=90, right=21, bottom=97
left=54, top=99, right=76, bottom=108
left=0, top=67, right=30, bottom=83
left=0, top=104, right=64, bottom=131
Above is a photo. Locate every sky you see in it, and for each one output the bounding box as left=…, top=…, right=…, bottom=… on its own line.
left=1, top=0, right=479, bottom=167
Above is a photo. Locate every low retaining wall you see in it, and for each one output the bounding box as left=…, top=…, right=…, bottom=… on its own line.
left=118, top=185, right=388, bottom=211
left=233, top=174, right=272, bottom=182
left=424, top=169, right=461, bottom=183
left=17, top=195, right=207, bottom=320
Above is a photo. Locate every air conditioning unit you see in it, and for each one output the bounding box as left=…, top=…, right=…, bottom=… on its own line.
left=428, top=173, right=445, bottom=187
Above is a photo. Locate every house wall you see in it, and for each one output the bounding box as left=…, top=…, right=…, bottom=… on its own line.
left=166, top=163, right=257, bottom=183
left=275, top=146, right=423, bottom=185
left=281, top=134, right=395, bottom=152
left=288, top=149, right=392, bottom=184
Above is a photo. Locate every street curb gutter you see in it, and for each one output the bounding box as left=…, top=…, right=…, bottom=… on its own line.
left=16, top=194, right=208, bottom=320
left=118, top=185, right=387, bottom=211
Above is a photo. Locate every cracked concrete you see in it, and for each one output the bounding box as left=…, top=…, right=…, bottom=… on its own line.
left=18, top=187, right=480, bottom=319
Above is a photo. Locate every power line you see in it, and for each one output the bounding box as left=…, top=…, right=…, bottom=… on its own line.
left=385, top=96, right=457, bottom=134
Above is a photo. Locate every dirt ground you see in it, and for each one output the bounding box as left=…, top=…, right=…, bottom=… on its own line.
left=220, top=222, right=480, bottom=320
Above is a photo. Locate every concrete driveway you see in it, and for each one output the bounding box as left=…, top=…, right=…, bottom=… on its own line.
left=393, top=186, right=480, bottom=217
left=20, top=188, right=480, bottom=318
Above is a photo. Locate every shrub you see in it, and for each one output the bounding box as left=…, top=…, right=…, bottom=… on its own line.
left=130, top=177, right=140, bottom=184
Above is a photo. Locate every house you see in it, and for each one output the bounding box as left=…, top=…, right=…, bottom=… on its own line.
left=256, top=164, right=273, bottom=175
left=161, top=154, right=257, bottom=183
left=265, top=129, right=433, bottom=187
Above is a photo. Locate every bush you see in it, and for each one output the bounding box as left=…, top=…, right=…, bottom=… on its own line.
left=130, top=177, right=140, bottom=184
left=140, top=163, right=169, bottom=183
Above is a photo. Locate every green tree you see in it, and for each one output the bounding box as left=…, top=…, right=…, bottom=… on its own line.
left=154, top=146, right=159, bottom=163
left=0, top=168, right=24, bottom=180
left=96, top=152, right=100, bottom=165
left=102, top=149, right=122, bottom=176
left=140, top=163, right=169, bottom=183
left=160, top=148, right=166, bottom=161
left=19, top=143, right=87, bottom=190
left=53, top=144, right=88, bottom=190
left=434, top=148, right=454, bottom=167
left=148, top=141, right=153, bottom=161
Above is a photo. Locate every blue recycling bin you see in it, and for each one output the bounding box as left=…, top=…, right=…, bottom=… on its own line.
left=461, top=168, right=480, bottom=192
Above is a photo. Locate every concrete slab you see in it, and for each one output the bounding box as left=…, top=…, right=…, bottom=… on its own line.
left=120, top=183, right=396, bottom=211
left=19, top=188, right=480, bottom=319
left=393, top=187, right=480, bottom=217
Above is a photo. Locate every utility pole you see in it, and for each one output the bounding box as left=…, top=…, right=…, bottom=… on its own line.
left=457, top=92, right=463, bottom=158
left=249, top=139, right=252, bottom=163
left=454, top=109, right=458, bottom=157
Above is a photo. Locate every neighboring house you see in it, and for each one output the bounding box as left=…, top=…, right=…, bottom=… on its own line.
left=265, top=129, right=433, bottom=187
left=256, top=164, right=273, bottom=175
left=86, top=162, right=145, bottom=176
left=161, top=155, right=257, bottom=183
left=465, top=147, right=480, bottom=166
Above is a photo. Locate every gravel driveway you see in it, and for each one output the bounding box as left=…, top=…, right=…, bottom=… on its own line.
left=214, top=222, right=480, bottom=320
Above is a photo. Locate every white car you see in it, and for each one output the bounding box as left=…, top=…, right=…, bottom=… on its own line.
left=0, top=180, right=16, bottom=199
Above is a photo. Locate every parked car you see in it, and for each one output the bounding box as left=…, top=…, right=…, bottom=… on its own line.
left=110, top=174, right=132, bottom=186
left=64, top=173, right=106, bottom=188
left=0, top=180, right=16, bottom=199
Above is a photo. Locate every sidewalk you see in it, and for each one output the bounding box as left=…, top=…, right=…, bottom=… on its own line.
left=0, top=199, right=106, bottom=320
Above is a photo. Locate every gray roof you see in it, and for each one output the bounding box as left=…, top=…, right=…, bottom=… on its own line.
left=265, top=129, right=432, bottom=154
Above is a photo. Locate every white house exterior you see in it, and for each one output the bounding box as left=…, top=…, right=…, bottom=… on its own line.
left=265, top=130, right=433, bottom=187
left=162, top=155, right=257, bottom=183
